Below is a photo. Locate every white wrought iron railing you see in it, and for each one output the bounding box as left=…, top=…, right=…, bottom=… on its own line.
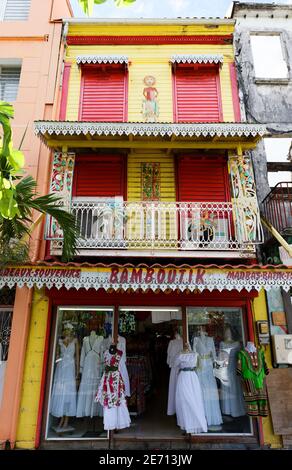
left=46, top=199, right=263, bottom=253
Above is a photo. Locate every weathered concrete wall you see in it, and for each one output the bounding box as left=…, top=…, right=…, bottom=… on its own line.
left=233, top=14, right=292, bottom=203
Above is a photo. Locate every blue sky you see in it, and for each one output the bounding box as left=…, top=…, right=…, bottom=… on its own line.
left=70, top=0, right=292, bottom=18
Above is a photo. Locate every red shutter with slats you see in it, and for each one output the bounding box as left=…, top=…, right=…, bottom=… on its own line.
left=174, top=65, right=222, bottom=122
left=80, top=65, right=127, bottom=122
left=73, top=155, right=125, bottom=197
left=178, top=156, right=229, bottom=202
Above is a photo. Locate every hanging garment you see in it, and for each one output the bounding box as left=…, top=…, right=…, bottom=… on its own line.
left=0, top=342, right=7, bottom=405
left=95, top=349, right=131, bottom=431
left=50, top=339, right=77, bottom=417
left=76, top=335, right=104, bottom=417
left=175, top=352, right=207, bottom=434
left=218, top=341, right=246, bottom=417
left=167, top=336, right=183, bottom=415
left=103, top=335, right=130, bottom=397
left=236, top=348, right=269, bottom=417
left=193, top=335, right=223, bottom=427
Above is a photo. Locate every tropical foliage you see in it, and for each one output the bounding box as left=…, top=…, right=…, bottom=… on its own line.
left=0, top=102, right=78, bottom=263
left=78, top=0, right=136, bottom=15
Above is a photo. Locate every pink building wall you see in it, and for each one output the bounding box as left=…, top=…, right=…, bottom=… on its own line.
left=0, top=0, right=72, bottom=448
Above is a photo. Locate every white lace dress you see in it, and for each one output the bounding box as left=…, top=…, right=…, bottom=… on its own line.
left=193, top=335, right=223, bottom=427
left=76, top=335, right=104, bottom=418
left=218, top=340, right=246, bottom=417
left=175, top=352, right=207, bottom=434
left=167, top=337, right=183, bottom=415
left=50, top=339, right=77, bottom=417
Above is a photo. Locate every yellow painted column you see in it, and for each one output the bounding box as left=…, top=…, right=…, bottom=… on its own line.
left=15, top=288, right=50, bottom=449
left=252, top=289, right=282, bottom=449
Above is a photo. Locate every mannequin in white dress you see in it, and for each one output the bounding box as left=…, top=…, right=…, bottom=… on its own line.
left=167, top=332, right=183, bottom=415
left=76, top=330, right=104, bottom=418
left=193, top=327, right=223, bottom=429
left=50, top=326, right=79, bottom=431
left=175, top=344, right=207, bottom=434
left=218, top=327, right=246, bottom=418
left=0, top=342, right=7, bottom=406
left=103, top=334, right=130, bottom=397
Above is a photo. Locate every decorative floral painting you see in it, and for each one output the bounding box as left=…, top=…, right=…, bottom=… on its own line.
left=141, top=162, right=161, bottom=200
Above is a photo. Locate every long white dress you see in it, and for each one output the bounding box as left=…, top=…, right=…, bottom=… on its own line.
left=193, top=335, right=223, bottom=427
left=103, top=335, right=130, bottom=397
left=0, top=342, right=7, bottom=406
left=218, top=340, right=246, bottom=417
left=175, top=352, right=207, bottom=434
left=76, top=334, right=104, bottom=417
left=167, top=336, right=183, bottom=415
left=50, top=338, right=77, bottom=417
left=95, top=349, right=131, bottom=431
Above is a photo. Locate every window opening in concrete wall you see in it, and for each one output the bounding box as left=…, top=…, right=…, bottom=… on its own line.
left=250, top=35, right=288, bottom=80
left=264, top=138, right=292, bottom=187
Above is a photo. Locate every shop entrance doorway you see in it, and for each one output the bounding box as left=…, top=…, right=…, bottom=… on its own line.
left=114, top=307, right=184, bottom=440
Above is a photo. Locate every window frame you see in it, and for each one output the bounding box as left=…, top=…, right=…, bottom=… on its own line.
left=249, top=32, right=289, bottom=83
left=172, top=62, right=223, bottom=123
left=0, top=60, right=22, bottom=102
left=0, top=0, right=31, bottom=21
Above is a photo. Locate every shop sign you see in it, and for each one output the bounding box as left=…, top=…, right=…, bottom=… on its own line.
left=0, top=265, right=292, bottom=293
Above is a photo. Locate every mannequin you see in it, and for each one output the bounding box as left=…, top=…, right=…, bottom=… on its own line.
left=95, top=344, right=131, bottom=431
left=174, top=343, right=207, bottom=434
left=103, top=333, right=130, bottom=397
left=50, top=325, right=79, bottom=431
left=193, top=326, right=223, bottom=429
left=167, top=331, right=183, bottom=415
left=0, top=341, right=7, bottom=406
left=218, top=327, right=246, bottom=418
left=76, top=329, right=104, bottom=418
left=237, top=342, right=269, bottom=417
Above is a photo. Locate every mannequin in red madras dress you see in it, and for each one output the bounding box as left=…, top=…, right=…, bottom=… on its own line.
left=95, top=344, right=131, bottom=431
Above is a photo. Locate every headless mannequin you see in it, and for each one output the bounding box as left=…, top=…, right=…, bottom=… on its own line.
left=57, top=329, right=79, bottom=430
left=224, top=327, right=234, bottom=343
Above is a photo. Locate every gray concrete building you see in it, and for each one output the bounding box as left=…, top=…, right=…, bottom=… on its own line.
left=230, top=1, right=292, bottom=254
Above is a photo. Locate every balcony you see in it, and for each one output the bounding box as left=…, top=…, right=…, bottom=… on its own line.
left=262, top=182, right=292, bottom=239
left=46, top=199, right=261, bottom=258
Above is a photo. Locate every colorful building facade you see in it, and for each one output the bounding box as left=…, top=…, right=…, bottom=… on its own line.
left=1, top=17, right=291, bottom=449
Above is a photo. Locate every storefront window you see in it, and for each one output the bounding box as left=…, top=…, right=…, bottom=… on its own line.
left=0, top=307, right=13, bottom=408
left=187, top=307, right=252, bottom=434
left=46, top=306, right=114, bottom=440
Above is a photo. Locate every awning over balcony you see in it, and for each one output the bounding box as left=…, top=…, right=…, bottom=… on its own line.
left=34, top=121, right=266, bottom=150
left=170, top=54, right=223, bottom=65
left=1, top=263, right=291, bottom=293
left=76, top=55, right=129, bottom=65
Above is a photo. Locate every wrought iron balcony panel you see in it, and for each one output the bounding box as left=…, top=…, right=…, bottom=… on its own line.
left=46, top=199, right=260, bottom=256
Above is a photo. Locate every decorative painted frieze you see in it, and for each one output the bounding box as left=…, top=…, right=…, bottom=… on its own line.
left=229, top=154, right=263, bottom=243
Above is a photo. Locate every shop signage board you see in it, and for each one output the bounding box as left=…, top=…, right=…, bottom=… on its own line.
left=0, top=265, right=291, bottom=292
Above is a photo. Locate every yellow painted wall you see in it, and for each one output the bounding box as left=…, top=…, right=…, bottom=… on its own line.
left=127, top=150, right=176, bottom=201
left=15, top=288, right=49, bottom=449
left=65, top=23, right=235, bottom=123
left=252, top=290, right=283, bottom=449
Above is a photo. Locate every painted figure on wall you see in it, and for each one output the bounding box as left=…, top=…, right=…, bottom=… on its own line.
left=142, top=75, right=159, bottom=122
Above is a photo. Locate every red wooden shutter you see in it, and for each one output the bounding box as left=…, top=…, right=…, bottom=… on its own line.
left=174, top=65, right=221, bottom=122
left=73, top=155, right=125, bottom=197
left=80, top=65, right=127, bottom=121
left=178, top=156, right=228, bottom=202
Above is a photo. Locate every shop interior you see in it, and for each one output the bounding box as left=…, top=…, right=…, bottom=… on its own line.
left=45, top=306, right=252, bottom=441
